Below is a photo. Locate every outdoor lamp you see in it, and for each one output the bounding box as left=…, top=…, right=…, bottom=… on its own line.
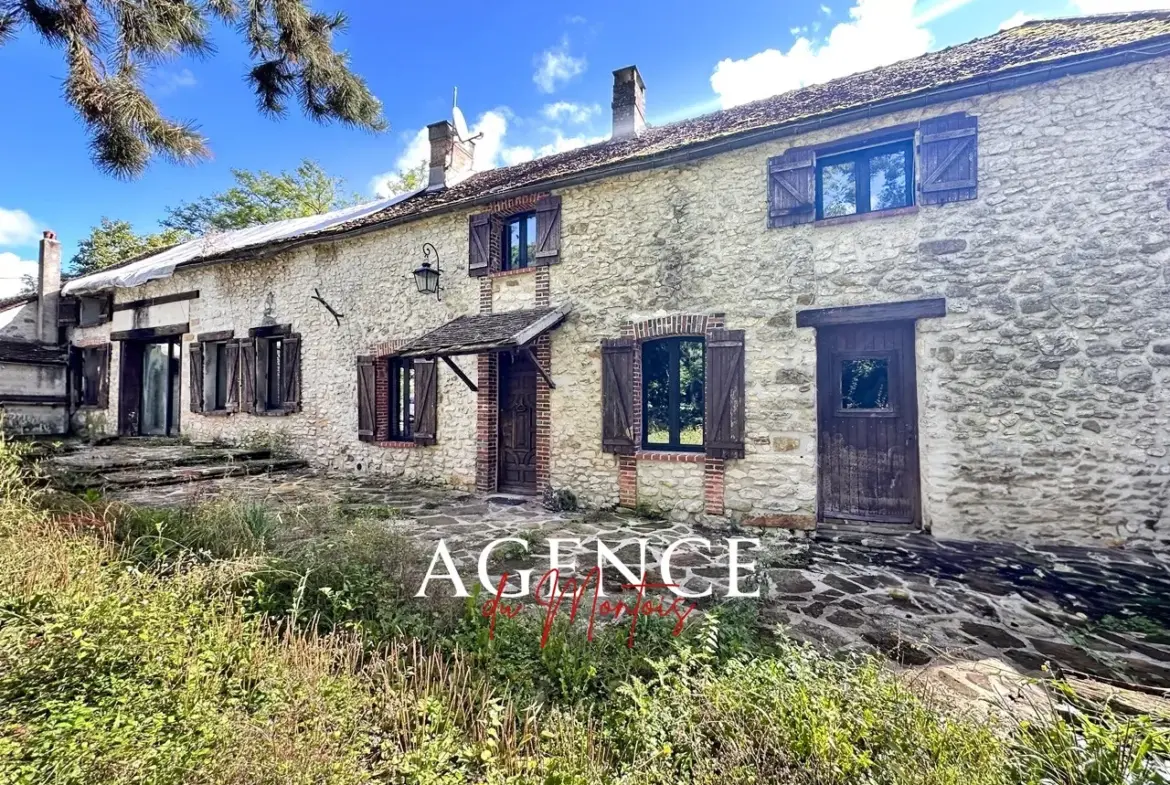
left=413, top=243, right=442, bottom=300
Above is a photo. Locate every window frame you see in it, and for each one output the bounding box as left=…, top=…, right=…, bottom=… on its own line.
left=388, top=357, right=414, bottom=442
left=77, top=295, right=112, bottom=328
left=78, top=347, right=103, bottom=408
left=205, top=340, right=231, bottom=412
left=815, top=139, right=915, bottom=221
left=263, top=336, right=284, bottom=410
left=640, top=336, right=706, bottom=453
left=500, top=212, right=537, bottom=271
left=832, top=349, right=900, bottom=419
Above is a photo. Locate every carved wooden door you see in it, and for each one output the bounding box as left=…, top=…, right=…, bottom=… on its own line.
left=816, top=320, right=919, bottom=525
left=498, top=352, right=537, bottom=492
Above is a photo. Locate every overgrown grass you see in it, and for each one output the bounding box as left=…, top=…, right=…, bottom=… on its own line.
left=1, top=431, right=1168, bottom=783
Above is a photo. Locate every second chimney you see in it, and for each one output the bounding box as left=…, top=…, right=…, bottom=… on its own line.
left=611, top=66, right=646, bottom=140
left=427, top=121, right=476, bottom=191
left=37, top=230, right=61, bottom=345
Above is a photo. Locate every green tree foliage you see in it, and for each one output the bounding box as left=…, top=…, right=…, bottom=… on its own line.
left=162, top=159, right=359, bottom=235
left=69, top=218, right=186, bottom=277
left=374, top=159, right=428, bottom=197
left=0, top=0, right=385, bottom=179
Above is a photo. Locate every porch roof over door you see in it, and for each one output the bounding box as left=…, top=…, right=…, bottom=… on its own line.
left=394, top=305, right=571, bottom=359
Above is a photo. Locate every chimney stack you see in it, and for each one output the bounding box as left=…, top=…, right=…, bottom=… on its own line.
left=37, top=230, right=60, bottom=344
left=611, top=66, right=646, bottom=140
left=426, top=120, right=476, bottom=191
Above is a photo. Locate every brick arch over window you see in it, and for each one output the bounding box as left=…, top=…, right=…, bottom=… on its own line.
left=608, top=312, right=739, bottom=516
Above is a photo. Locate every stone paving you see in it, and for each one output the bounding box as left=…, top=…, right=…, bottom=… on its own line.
left=51, top=442, right=1170, bottom=711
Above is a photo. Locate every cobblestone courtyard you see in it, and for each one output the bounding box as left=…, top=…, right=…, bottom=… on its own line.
left=50, top=441, right=1170, bottom=712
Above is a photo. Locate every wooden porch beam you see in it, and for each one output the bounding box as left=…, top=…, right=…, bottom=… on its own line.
left=440, top=356, right=478, bottom=392
left=521, top=346, right=556, bottom=390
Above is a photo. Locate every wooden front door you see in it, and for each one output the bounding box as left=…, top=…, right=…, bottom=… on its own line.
left=498, top=352, right=537, bottom=493
left=816, top=320, right=920, bottom=525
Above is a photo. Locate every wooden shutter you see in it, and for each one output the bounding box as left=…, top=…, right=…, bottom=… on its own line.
left=356, top=355, right=376, bottom=441
left=239, top=338, right=256, bottom=413
left=919, top=114, right=978, bottom=205
left=281, top=334, right=302, bottom=412
left=58, top=298, right=79, bottom=326
left=534, top=195, right=562, bottom=266
left=188, top=342, right=204, bottom=413
left=95, top=344, right=109, bottom=409
left=767, top=149, right=816, bottom=228
left=705, top=329, right=746, bottom=459
left=224, top=340, right=240, bottom=412
left=468, top=212, right=491, bottom=277
left=413, top=357, right=438, bottom=446
left=601, top=339, right=636, bottom=455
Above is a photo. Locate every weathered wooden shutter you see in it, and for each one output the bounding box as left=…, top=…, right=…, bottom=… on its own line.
left=919, top=114, right=978, bottom=205
left=413, top=357, right=438, bottom=446
left=534, top=195, right=562, bottom=266
left=188, top=342, right=204, bottom=413
left=356, top=355, right=375, bottom=441
left=601, top=339, right=636, bottom=455
left=767, top=149, right=816, bottom=228
left=224, top=340, right=240, bottom=412
left=239, top=338, right=256, bottom=413
left=58, top=298, right=79, bottom=326
left=281, top=334, right=302, bottom=412
left=468, top=212, right=491, bottom=277
left=705, top=329, right=746, bottom=459
left=95, top=344, right=110, bottom=409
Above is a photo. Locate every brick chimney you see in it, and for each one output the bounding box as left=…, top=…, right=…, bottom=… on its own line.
left=426, top=120, right=476, bottom=191
left=36, top=230, right=61, bottom=344
left=612, top=66, right=646, bottom=140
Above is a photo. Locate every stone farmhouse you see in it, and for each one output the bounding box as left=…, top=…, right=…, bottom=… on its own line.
left=5, top=12, right=1170, bottom=549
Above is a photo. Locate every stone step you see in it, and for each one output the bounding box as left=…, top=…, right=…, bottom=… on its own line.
left=47, top=446, right=275, bottom=476
left=62, top=457, right=309, bottom=491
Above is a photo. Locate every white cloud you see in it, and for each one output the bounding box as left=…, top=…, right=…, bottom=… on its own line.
left=155, top=68, right=197, bottom=95
left=501, top=146, right=536, bottom=166
left=0, top=208, right=37, bottom=246
left=1075, top=0, right=1170, bottom=9
left=999, top=11, right=1035, bottom=29
left=821, top=4, right=832, bottom=14
left=0, top=252, right=37, bottom=299
left=533, top=38, right=587, bottom=93
left=542, top=101, right=600, bottom=124
left=536, top=133, right=605, bottom=158
left=710, top=0, right=975, bottom=109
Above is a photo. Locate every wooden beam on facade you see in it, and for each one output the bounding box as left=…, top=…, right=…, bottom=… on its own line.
left=109, top=323, right=190, bottom=341
left=440, top=356, right=478, bottom=392
left=521, top=346, right=556, bottom=390
left=113, top=290, right=200, bottom=312
left=796, top=297, right=946, bottom=328
left=0, top=394, right=68, bottom=405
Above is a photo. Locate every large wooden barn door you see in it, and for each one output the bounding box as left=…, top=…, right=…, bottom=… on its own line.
left=816, top=320, right=920, bottom=525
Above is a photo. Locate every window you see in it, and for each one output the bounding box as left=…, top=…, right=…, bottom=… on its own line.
left=840, top=357, right=890, bottom=410
left=203, top=341, right=233, bottom=411
left=78, top=295, right=111, bottom=328
left=501, top=213, right=538, bottom=271
left=264, top=337, right=284, bottom=409
left=642, top=337, right=705, bottom=451
left=816, top=140, right=914, bottom=220
left=78, top=347, right=105, bottom=407
left=389, top=358, right=414, bottom=441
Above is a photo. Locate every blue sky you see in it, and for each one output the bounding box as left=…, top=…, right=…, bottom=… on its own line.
left=0, top=0, right=1161, bottom=292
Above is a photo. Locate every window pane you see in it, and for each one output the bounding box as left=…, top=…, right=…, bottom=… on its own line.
left=678, top=340, right=704, bottom=445
left=81, top=349, right=100, bottom=405
left=870, top=150, right=909, bottom=211
left=841, top=358, right=890, bottom=410
left=821, top=161, right=857, bottom=217
left=525, top=214, right=538, bottom=267
left=214, top=343, right=229, bottom=409
left=643, top=341, right=671, bottom=445
left=507, top=220, right=522, bottom=270
left=267, top=339, right=282, bottom=407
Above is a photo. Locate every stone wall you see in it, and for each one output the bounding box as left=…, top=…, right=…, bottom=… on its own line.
left=66, top=57, right=1170, bottom=547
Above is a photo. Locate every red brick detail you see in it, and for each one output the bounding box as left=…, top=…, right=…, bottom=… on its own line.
left=535, top=266, right=550, bottom=308
left=636, top=451, right=705, bottom=464
left=374, top=441, right=418, bottom=449
left=489, top=267, right=537, bottom=280
left=372, top=339, right=408, bottom=357
left=484, top=193, right=548, bottom=276
left=373, top=356, right=390, bottom=442
left=617, top=455, right=637, bottom=508
left=535, top=333, right=552, bottom=494
left=743, top=514, right=816, bottom=531
left=476, top=353, right=499, bottom=492
left=704, top=457, right=726, bottom=515
left=479, top=278, right=492, bottom=315
left=630, top=314, right=710, bottom=341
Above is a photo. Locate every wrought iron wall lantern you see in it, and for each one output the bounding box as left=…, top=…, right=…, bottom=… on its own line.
left=413, top=243, right=443, bottom=301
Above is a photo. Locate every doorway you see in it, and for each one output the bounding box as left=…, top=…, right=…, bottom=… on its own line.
left=498, top=351, right=537, bottom=493
left=119, top=337, right=182, bottom=436
left=816, top=320, right=920, bottom=525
